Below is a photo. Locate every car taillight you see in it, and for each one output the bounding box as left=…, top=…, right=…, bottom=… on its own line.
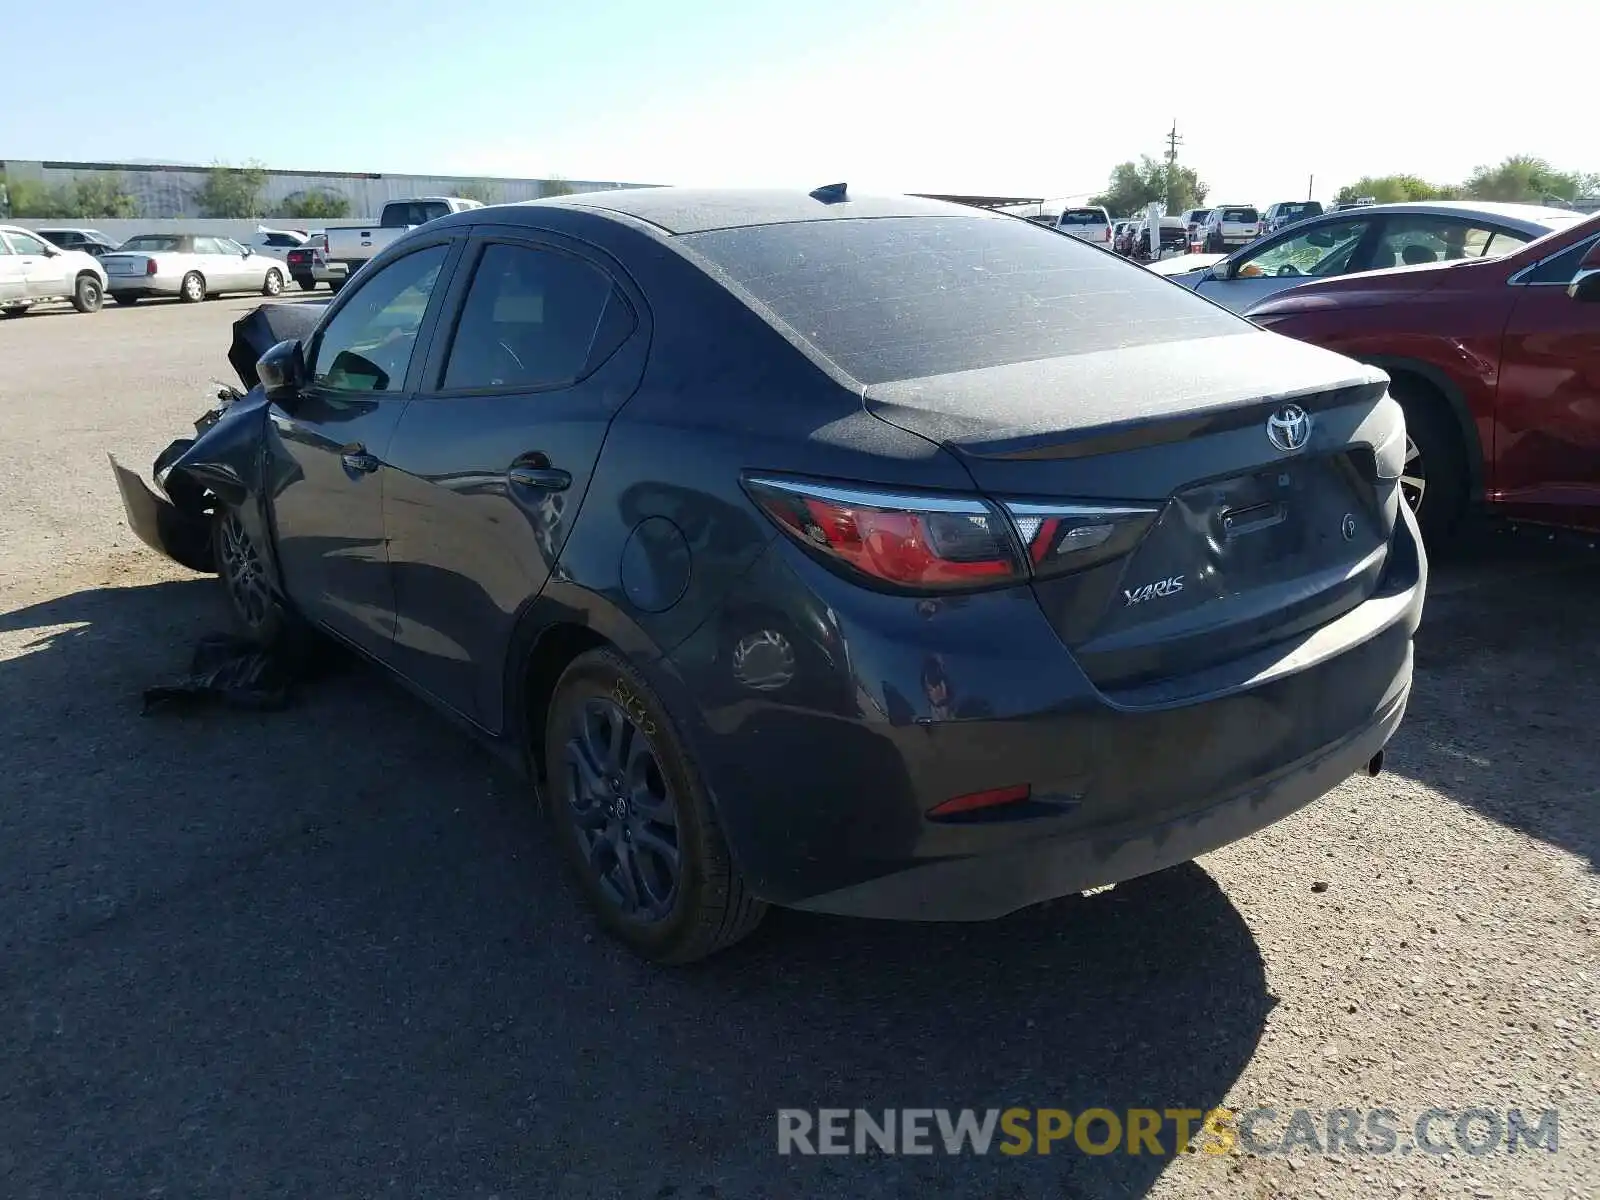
left=999, top=500, right=1161, bottom=578
left=145, top=259, right=157, bottom=276
left=745, top=476, right=1164, bottom=592
left=744, top=476, right=1026, bottom=591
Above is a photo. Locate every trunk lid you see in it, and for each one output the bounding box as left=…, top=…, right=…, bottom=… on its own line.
left=865, top=332, right=1402, bottom=692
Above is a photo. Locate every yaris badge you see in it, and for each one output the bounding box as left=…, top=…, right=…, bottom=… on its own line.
left=1266, top=404, right=1312, bottom=452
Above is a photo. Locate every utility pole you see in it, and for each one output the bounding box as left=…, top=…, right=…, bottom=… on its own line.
left=1164, top=119, right=1183, bottom=212
left=1308, top=173, right=1314, bottom=202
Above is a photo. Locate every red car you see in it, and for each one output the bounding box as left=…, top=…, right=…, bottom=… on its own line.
left=1246, top=213, right=1600, bottom=541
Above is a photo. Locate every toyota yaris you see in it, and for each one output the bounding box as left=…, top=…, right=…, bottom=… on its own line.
left=111, top=188, right=1426, bottom=962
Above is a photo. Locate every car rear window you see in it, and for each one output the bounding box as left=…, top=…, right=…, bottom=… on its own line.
left=681, top=216, right=1245, bottom=385
left=1059, top=209, right=1108, bottom=225
left=120, top=235, right=183, bottom=252
left=1222, top=207, right=1259, bottom=222
left=1278, top=203, right=1317, bottom=217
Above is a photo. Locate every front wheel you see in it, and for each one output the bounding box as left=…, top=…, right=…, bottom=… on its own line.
left=262, top=268, right=284, bottom=297
left=179, top=272, right=206, bottom=303
left=212, top=508, right=287, bottom=648
left=544, top=648, right=765, bottom=964
left=72, top=274, right=104, bottom=313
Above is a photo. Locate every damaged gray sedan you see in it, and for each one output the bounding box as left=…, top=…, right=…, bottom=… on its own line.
left=111, top=192, right=1424, bottom=964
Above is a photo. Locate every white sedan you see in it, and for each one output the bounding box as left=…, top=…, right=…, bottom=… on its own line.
left=0, top=224, right=110, bottom=315
left=100, top=233, right=289, bottom=305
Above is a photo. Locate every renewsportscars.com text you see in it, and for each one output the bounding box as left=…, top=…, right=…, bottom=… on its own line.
left=776, top=1107, right=1559, bottom=1157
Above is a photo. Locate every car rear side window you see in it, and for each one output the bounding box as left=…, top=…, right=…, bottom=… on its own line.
left=311, top=243, right=450, bottom=393
left=681, top=216, right=1243, bottom=385
left=440, top=243, right=619, bottom=391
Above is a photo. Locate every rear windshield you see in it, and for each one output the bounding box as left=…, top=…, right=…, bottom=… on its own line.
left=1277, top=203, right=1318, bottom=217
left=1221, top=207, right=1259, bottom=222
left=1059, top=209, right=1109, bottom=225
left=1186, top=210, right=1212, bottom=222
left=681, top=216, right=1244, bottom=385
left=382, top=201, right=450, bottom=226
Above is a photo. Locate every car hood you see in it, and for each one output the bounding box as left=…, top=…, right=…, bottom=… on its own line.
left=228, top=302, right=323, bottom=389
left=1245, top=258, right=1479, bottom=319
left=1147, top=253, right=1226, bottom=279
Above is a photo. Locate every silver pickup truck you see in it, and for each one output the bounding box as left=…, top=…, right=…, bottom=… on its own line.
left=321, top=197, right=483, bottom=290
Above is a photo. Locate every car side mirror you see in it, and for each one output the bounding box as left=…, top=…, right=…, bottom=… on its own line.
left=1210, top=259, right=1235, bottom=281
left=242, top=247, right=253, bottom=257
left=257, top=339, right=306, bottom=401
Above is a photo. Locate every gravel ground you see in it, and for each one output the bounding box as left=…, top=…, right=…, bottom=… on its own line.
left=0, top=297, right=1595, bottom=1199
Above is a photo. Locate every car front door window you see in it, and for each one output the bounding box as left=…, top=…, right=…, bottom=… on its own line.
left=1237, top=220, right=1369, bottom=280
left=311, top=244, right=450, bottom=393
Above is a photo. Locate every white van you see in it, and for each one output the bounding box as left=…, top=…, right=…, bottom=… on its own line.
left=1053, top=205, right=1113, bottom=245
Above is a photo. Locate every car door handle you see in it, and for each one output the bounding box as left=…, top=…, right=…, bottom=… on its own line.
left=341, top=445, right=380, bottom=473
left=507, top=465, right=572, bottom=491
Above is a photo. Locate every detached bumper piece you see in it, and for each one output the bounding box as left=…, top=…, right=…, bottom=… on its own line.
left=109, top=453, right=213, bottom=573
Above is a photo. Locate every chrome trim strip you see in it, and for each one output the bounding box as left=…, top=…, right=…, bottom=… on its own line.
left=1001, top=500, right=1161, bottom=519
left=1508, top=231, right=1600, bottom=286
left=743, top=475, right=992, bottom=514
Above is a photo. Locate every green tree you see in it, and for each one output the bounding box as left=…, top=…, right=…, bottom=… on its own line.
left=455, top=179, right=501, bottom=204
left=2, top=172, right=139, bottom=218
left=1462, top=155, right=1595, bottom=203
left=1089, top=155, right=1207, bottom=216
left=195, top=162, right=268, bottom=218
left=278, top=190, right=351, bottom=220
left=1335, top=174, right=1457, bottom=205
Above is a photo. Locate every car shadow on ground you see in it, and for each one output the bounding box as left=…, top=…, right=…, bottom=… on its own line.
left=0, top=578, right=1270, bottom=1199
left=1384, top=527, right=1599, bottom=873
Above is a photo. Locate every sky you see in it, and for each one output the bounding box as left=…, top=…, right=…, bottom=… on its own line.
left=5, top=0, right=1594, bottom=206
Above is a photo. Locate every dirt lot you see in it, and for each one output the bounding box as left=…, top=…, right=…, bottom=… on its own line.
left=1, top=297, right=1596, bottom=1199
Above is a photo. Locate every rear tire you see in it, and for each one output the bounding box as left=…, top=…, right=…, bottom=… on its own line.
left=262, top=268, right=284, bottom=297
left=179, top=272, right=206, bottom=303
left=294, top=276, right=316, bottom=292
left=71, top=273, right=104, bottom=313
left=327, top=279, right=345, bottom=294
left=543, top=648, right=766, bottom=964
left=1389, top=374, right=1468, bottom=544
left=1, top=304, right=28, bottom=317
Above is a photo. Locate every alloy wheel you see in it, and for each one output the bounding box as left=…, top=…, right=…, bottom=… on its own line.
left=563, top=697, right=681, bottom=923
left=1400, top=434, right=1426, bottom=515
left=218, top=512, right=271, bottom=631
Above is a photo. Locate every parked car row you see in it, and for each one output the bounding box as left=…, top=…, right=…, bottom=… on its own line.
left=1, top=201, right=483, bottom=315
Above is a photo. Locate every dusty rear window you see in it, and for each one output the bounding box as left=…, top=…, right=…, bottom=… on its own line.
left=682, top=216, right=1244, bottom=385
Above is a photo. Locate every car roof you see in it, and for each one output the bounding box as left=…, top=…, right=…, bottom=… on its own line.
left=485, top=187, right=991, bottom=235
left=1306, top=199, right=1580, bottom=231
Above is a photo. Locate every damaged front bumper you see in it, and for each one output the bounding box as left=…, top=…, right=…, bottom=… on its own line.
left=109, top=301, right=322, bottom=575
left=109, top=392, right=237, bottom=573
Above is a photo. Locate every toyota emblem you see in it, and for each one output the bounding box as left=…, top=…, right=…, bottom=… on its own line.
left=1266, top=404, right=1312, bottom=453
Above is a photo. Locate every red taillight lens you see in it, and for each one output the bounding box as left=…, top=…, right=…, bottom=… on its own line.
left=928, top=784, right=1031, bottom=818
left=145, top=258, right=157, bottom=276
left=745, top=476, right=1025, bottom=592
left=1001, top=501, right=1160, bottom=578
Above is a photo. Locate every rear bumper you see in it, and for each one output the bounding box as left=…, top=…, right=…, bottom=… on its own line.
left=794, top=675, right=1406, bottom=920
left=107, top=273, right=182, bottom=296
left=666, top=503, right=1426, bottom=921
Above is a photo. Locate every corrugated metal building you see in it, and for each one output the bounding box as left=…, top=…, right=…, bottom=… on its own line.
left=0, top=159, right=657, bottom=219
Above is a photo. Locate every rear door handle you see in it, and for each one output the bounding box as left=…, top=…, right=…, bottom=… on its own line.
left=508, top=465, right=572, bottom=492
left=341, top=444, right=380, bottom=474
